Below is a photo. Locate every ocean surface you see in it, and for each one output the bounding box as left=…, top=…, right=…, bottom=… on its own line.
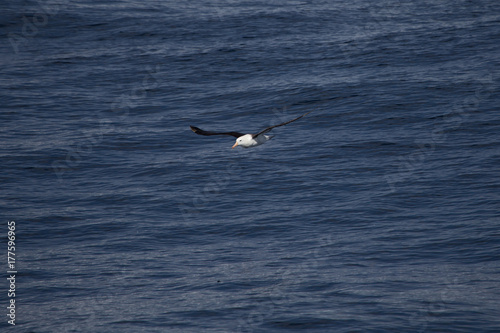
left=1, top=0, right=500, bottom=332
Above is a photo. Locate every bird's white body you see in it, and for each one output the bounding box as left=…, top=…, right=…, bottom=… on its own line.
left=233, top=134, right=273, bottom=148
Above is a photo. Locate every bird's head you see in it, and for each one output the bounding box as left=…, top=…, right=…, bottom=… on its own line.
left=232, top=134, right=252, bottom=149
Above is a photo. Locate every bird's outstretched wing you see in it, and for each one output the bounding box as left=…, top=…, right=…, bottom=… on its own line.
left=252, top=111, right=312, bottom=138
left=190, top=125, right=245, bottom=138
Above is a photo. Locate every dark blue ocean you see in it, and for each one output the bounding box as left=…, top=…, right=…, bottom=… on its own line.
left=1, top=1, right=500, bottom=332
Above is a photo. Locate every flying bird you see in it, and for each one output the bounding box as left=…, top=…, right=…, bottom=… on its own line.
left=190, top=111, right=312, bottom=149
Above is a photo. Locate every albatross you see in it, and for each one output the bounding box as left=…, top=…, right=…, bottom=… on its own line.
left=190, top=111, right=312, bottom=149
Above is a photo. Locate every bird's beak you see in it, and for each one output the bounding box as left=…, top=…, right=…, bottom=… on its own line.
left=232, top=142, right=238, bottom=149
